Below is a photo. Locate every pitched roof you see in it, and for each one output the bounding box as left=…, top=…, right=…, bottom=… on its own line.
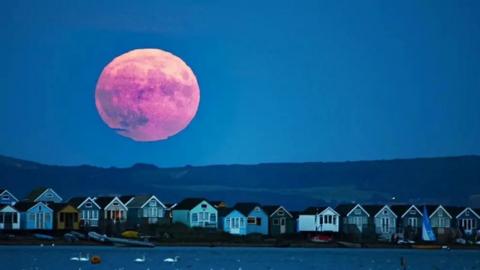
left=25, top=187, right=48, bottom=201
left=0, top=205, right=17, bottom=211
left=126, top=195, right=152, bottom=208
left=174, top=198, right=209, bottom=210
left=14, top=201, right=48, bottom=212
left=233, top=202, right=263, bottom=216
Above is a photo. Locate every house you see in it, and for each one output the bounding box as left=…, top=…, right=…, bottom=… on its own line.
left=15, top=201, right=53, bottom=230
left=335, top=203, right=371, bottom=234
left=95, top=196, right=128, bottom=223
left=0, top=205, right=20, bottom=230
left=69, top=197, right=101, bottom=228
left=297, top=206, right=340, bottom=233
left=51, top=203, right=80, bottom=230
left=219, top=208, right=247, bottom=235
left=364, top=205, right=397, bottom=241
left=25, top=187, right=62, bottom=203
left=233, top=203, right=269, bottom=235
left=0, top=189, right=19, bottom=205
left=391, top=205, right=422, bottom=240
left=126, top=195, right=168, bottom=227
left=455, top=207, right=480, bottom=235
left=263, top=205, right=296, bottom=236
left=172, top=198, right=218, bottom=228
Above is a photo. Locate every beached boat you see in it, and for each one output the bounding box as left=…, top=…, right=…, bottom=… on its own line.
left=310, top=235, right=333, bottom=243
left=33, top=233, right=54, bottom=240
left=107, top=236, right=155, bottom=248
left=64, top=233, right=79, bottom=242
left=70, top=231, right=86, bottom=239
left=88, top=232, right=108, bottom=242
left=411, top=244, right=443, bottom=249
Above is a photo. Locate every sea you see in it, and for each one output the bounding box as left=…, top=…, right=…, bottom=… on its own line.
left=0, top=246, right=479, bottom=270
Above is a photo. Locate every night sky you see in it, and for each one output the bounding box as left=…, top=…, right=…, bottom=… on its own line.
left=1, top=0, right=479, bottom=167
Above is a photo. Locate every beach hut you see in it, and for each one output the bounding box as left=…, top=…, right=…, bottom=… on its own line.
left=335, top=203, right=371, bottom=234
left=263, top=205, right=296, bottom=236
left=391, top=205, right=422, bottom=240
left=220, top=208, right=247, bottom=235
left=0, top=205, right=20, bottom=230
left=69, top=197, right=101, bottom=228
left=126, top=195, right=168, bottom=227
left=95, top=196, right=129, bottom=223
left=363, top=205, right=397, bottom=241
left=233, top=203, right=269, bottom=235
left=455, top=207, right=480, bottom=235
left=51, top=203, right=80, bottom=230
left=297, top=206, right=340, bottom=233
left=15, top=201, right=53, bottom=230
left=171, top=198, right=218, bottom=228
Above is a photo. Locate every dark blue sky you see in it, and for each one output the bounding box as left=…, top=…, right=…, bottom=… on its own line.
left=1, top=0, right=479, bottom=167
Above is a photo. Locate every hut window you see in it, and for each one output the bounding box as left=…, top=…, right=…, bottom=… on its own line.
left=2, top=195, right=9, bottom=200
left=465, top=211, right=470, bottom=217
left=354, top=208, right=361, bottom=215
left=438, top=211, right=443, bottom=217
left=201, top=204, right=207, bottom=208
left=13, top=213, right=18, bottom=223
left=240, top=218, right=245, bottom=226
left=225, top=218, right=230, bottom=225
left=47, top=193, right=53, bottom=198
left=383, top=210, right=388, bottom=215
left=410, top=209, right=416, bottom=215
left=85, top=202, right=92, bottom=208
left=149, top=200, right=157, bottom=207
left=60, top=213, right=65, bottom=222
left=277, top=209, right=285, bottom=216
left=192, top=213, right=198, bottom=222
left=273, top=218, right=280, bottom=225
left=256, top=217, right=262, bottom=225
left=113, top=202, right=119, bottom=206
left=29, top=213, right=35, bottom=221
left=247, top=217, right=256, bottom=224
left=210, top=213, right=216, bottom=222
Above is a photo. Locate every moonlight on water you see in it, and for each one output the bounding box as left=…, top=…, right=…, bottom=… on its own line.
left=95, top=49, right=200, bottom=141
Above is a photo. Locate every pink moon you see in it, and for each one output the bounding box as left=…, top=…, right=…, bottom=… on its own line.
left=95, top=49, right=200, bottom=141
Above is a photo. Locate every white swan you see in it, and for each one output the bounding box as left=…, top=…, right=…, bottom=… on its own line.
left=134, top=255, right=146, bottom=263
left=164, top=256, right=179, bottom=263
left=70, top=253, right=81, bottom=261
left=79, top=254, right=90, bottom=262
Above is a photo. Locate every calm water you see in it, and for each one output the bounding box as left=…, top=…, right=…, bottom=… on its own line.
left=0, top=246, right=479, bottom=270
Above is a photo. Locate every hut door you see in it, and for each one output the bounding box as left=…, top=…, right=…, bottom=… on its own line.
left=280, top=218, right=286, bottom=234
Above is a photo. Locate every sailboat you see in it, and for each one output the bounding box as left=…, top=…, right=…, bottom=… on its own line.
left=412, top=206, right=440, bottom=249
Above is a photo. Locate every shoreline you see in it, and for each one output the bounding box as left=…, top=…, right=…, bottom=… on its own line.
left=1, top=240, right=479, bottom=250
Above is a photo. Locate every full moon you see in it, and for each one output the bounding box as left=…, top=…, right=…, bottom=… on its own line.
left=95, top=49, right=200, bottom=141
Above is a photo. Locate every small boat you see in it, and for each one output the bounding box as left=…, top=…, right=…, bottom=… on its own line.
left=64, top=233, right=79, bottom=242
left=310, top=235, right=333, bottom=243
left=88, top=232, right=108, bottom=242
left=411, top=244, right=443, bottom=250
left=33, top=233, right=54, bottom=240
left=107, top=236, right=155, bottom=248
left=70, top=231, right=86, bottom=239
left=121, top=230, right=140, bottom=239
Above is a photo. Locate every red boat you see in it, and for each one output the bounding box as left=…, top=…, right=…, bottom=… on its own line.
left=310, top=235, right=333, bottom=243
